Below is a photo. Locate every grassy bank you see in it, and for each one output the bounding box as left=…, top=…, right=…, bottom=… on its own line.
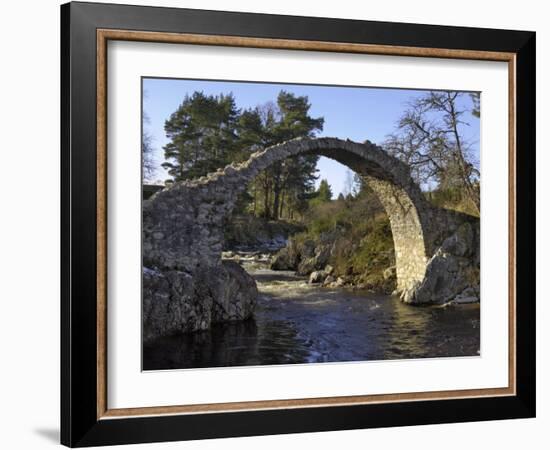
left=291, top=189, right=396, bottom=292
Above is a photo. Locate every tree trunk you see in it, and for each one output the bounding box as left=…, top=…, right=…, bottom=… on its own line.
left=253, top=185, right=257, bottom=216
left=271, top=171, right=281, bottom=220
left=279, top=191, right=285, bottom=219
left=262, top=175, right=271, bottom=219
left=272, top=188, right=280, bottom=220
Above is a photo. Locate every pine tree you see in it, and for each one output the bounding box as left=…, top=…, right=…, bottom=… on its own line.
left=265, top=91, right=324, bottom=219
left=161, top=89, right=324, bottom=221
left=162, top=92, right=239, bottom=181
left=315, top=179, right=333, bottom=203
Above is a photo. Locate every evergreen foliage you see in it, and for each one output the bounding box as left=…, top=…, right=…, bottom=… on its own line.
left=162, top=90, right=324, bottom=220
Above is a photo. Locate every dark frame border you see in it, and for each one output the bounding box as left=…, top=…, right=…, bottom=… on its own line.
left=61, top=1, right=535, bottom=447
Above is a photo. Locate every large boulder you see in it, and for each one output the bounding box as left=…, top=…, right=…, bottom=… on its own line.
left=143, top=261, right=257, bottom=342
left=142, top=267, right=213, bottom=342
left=211, top=260, right=257, bottom=322
left=271, top=234, right=334, bottom=276
left=309, top=270, right=327, bottom=284
left=270, top=247, right=295, bottom=270
left=401, top=222, right=480, bottom=305
left=300, top=239, right=317, bottom=258
left=296, top=256, right=318, bottom=275
left=322, top=275, right=336, bottom=286
left=296, top=242, right=332, bottom=275
left=269, top=238, right=307, bottom=270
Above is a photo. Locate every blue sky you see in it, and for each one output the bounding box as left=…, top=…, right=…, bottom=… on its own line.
left=143, top=78, right=479, bottom=197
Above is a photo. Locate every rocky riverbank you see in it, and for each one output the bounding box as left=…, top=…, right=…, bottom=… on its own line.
left=269, top=221, right=397, bottom=294
left=268, top=220, right=480, bottom=306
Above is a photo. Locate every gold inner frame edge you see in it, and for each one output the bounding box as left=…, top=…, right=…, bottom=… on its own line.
left=95, top=28, right=517, bottom=420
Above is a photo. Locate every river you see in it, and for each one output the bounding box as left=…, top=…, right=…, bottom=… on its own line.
left=143, top=253, right=480, bottom=370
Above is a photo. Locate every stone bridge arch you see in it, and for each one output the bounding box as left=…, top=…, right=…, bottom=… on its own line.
left=234, top=138, right=432, bottom=292
left=143, top=137, right=478, bottom=307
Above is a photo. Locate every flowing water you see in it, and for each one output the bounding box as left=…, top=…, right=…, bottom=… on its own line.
left=143, top=254, right=480, bottom=370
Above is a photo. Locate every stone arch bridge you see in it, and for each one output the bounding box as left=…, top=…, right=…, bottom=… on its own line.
left=142, top=138, right=479, bottom=341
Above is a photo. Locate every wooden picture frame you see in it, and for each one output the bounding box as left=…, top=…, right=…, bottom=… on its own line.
left=61, top=1, right=535, bottom=447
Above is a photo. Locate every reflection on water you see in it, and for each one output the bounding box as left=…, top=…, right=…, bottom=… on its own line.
left=143, top=265, right=480, bottom=371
